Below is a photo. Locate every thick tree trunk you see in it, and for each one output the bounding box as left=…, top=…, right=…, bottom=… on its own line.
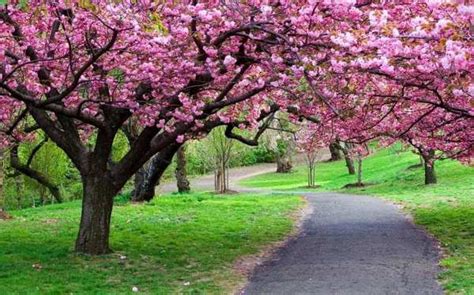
left=132, top=161, right=163, bottom=202
left=335, top=142, right=356, bottom=175
left=75, top=174, right=116, bottom=255
left=329, top=142, right=342, bottom=161
left=276, top=155, right=292, bottom=173
left=132, top=166, right=147, bottom=201
left=131, top=157, right=165, bottom=202
left=422, top=150, right=437, bottom=185
left=131, top=145, right=179, bottom=202
left=344, top=154, right=356, bottom=175
left=175, top=146, right=190, bottom=193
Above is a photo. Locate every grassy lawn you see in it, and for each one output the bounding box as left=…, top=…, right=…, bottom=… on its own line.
left=0, top=193, right=302, bottom=294
left=241, top=148, right=474, bottom=293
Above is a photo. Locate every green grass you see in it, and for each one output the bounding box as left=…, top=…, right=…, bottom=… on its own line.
left=241, top=147, right=474, bottom=294
left=0, top=193, right=302, bottom=294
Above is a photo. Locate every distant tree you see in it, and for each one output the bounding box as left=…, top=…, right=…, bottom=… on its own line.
left=334, top=141, right=356, bottom=175
left=351, top=144, right=370, bottom=187
left=209, top=128, right=233, bottom=194
left=175, top=145, right=190, bottom=193
left=296, top=124, right=328, bottom=188
left=328, top=142, right=343, bottom=162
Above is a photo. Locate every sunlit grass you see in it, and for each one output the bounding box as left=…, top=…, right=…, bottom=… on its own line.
left=0, top=193, right=301, bottom=294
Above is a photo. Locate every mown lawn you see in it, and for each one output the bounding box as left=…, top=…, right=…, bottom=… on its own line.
left=241, top=147, right=474, bottom=293
left=0, top=193, right=302, bottom=294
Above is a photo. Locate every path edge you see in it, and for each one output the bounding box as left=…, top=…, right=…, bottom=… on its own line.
left=232, top=195, right=313, bottom=295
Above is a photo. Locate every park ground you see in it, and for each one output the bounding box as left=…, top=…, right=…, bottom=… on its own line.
left=0, top=147, right=472, bottom=294
left=241, top=147, right=474, bottom=293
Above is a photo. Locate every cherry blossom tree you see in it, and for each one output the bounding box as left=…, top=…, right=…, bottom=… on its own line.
left=350, top=144, right=371, bottom=187
left=0, top=0, right=306, bottom=254
left=1, top=0, right=472, bottom=255
left=296, top=125, right=329, bottom=188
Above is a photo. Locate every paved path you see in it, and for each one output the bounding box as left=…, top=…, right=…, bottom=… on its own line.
left=243, top=193, right=443, bottom=295
left=159, top=162, right=277, bottom=194
left=160, top=154, right=443, bottom=294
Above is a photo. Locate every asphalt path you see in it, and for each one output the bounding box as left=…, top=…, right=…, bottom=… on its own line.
left=159, top=155, right=443, bottom=294
left=243, top=193, right=443, bottom=295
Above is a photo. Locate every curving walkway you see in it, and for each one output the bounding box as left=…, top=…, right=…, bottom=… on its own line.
left=160, top=160, right=443, bottom=294
left=243, top=193, right=443, bottom=295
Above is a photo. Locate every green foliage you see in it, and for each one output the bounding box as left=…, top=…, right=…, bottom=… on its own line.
left=0, top=193, right=301, bottom=294
left=241, top=148, right=474, bottom=293
left=164, top=129, right=276, bottom=179
left=2, top=130, right=133, bottom=209
left=111, top=131, right=130, bottom=162
left=3, top=138, right=81, bottom=209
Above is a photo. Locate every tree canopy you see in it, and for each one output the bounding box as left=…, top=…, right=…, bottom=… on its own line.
left=0, top=0, right=472, bottom=254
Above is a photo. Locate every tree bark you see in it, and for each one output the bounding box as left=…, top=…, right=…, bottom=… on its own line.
left=215, top=162, right=228, bottom=193
left=276, top=155, right=292, bottom=173
left=422, top=150, right=437, bottom=185
left=340, top=143, right=355, bottom=175
left=131, top=156, right=167, bottom=202
left=307, top=165, right=315, bottom=187
left=344, top=154, right=355, bottom=175
left=357, top=157, right=363, bottom=186
left=334, top=141, right=355, bottom=175
left=175, top=146, right=190, bottom=193
left=329, top=142, right=342, bottom=161
left=131, top=144, right=180, bottom=202
left=75, top=174, right=116, bottom=255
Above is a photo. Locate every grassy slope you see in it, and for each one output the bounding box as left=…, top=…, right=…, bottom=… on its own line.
left=0, top=193, right=301, bottom=294
left=241, top=148, right=474, bottom=293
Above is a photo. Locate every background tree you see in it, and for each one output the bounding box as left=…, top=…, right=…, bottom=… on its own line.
left=209, top=127, right=233, bottom=194
left=334, top=141, right=356, bottom=175
left=296, top=126, right=327, bottom=188
left=328, top=141, right=343, bottom=162
left=175, top=145, right=190, bottom=193
left=352, top=144, right=371, bottom=187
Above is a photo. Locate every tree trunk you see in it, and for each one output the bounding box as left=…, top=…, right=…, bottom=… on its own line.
left=214, top=156, right=229, bottom=194
left=132, top=166, right=147, bottom=201
left=336, top=142, right=356, bottom=175
left=175, top=146, right=190, bottom=193
left=276, top=155, right=292, bottom=173
left=131, top=145, right=179, bottom=202
left=329, top=142, right=342, bottom=161
left=344, top=154, right=355, bottom=175
left=131, top=158, right=164, bottom=202
left=75, top=174, right=116, bottom=255
left=307, top=165, right=315, bottom=187
left=422, top=150, right=437, bottom=185
left=357, top=157, right=363, bottom=186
